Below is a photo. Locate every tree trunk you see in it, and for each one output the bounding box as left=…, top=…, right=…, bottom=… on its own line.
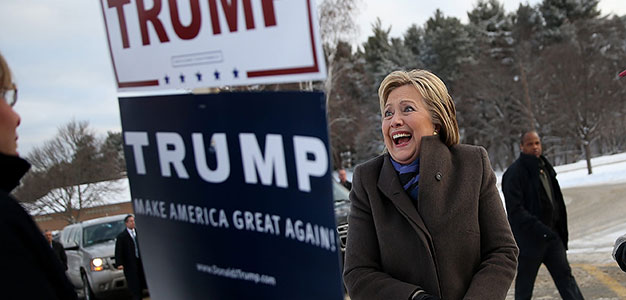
left=584, top=141, right=593, bottom=175
left=518, top=61, right=534, bottom=131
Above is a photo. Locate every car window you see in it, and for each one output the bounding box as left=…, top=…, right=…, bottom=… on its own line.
left=333, top=181, right=350, bottom=202
left=60, top=226, right=72, bottom=246
left=83, top=220, right=126, bottom=247
left=72, top=227, right=81, bottom=246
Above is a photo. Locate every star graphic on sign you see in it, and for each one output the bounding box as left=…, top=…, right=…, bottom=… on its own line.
left=233, top=68, right=239, bottom=78
left=164, top=75, right=170, bottom=84
left=196, top=72, right=202, bottom=81
left=179, top=74, right=185, bottom=83
left=214, top=70, right=220, bottom=80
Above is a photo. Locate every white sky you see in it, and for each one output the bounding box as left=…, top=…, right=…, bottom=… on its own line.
left=0, top=0, right=624, bottom=156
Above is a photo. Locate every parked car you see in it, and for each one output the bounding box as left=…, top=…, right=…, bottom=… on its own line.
left=60, top=214, right=128, bottom=299
left=333, top=181, right=350, bottom=259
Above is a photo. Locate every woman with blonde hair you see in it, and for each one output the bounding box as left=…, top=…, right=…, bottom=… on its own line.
left=343, top=69, right=518, bottom=300
left=0, top=52, right=77, bottom=299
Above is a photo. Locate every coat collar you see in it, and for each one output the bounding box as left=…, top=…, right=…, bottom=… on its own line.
left=518, top=152, right=557, bottom=180
left=0, top=153, right=30, bottom=193
left=377, top=136, right=449, bottom=243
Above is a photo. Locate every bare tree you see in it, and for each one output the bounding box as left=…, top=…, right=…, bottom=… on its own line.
left=317, top=0, right=362, bottom=167
left=534, top=17, right=625, bottom=174
left=318, top=0, right=360, bottom=105
left=14, top=120, right=123, bottom=223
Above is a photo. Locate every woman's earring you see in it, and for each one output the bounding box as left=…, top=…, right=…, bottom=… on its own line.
left=433, top=130, right=438, bottom=136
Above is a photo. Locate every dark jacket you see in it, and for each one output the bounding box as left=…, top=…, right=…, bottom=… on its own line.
left=0, top=153, right=77, bottom=300
left=115, top=228, right=146, bottom=298
left=341, top=180, right=352, bottom=191
left=51, top=240, right=68, bottom=270
left=502, top=153, right=569, bottom=257
left=343, top=136, right=518, bottom=300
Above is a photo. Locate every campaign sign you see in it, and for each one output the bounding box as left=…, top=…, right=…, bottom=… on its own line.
left=100, top=0, right=326, bottom=92
left=119, top=92, right=343, bottom=299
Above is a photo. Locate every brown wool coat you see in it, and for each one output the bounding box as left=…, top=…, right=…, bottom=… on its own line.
left=343, top=136, right=518, bottom=300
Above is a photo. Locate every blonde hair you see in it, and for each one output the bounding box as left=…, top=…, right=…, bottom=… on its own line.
left=378, top=69, right=460, bottom=146
left=0, top=52, right=12, bottom=90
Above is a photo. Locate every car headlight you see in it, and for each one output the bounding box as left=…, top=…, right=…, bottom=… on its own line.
left=334, top=205, right=350, bottom=218
left=91, top=258, right=105, bottom=271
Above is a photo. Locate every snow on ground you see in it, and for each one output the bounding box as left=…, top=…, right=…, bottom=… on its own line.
left=567, top=221, right=626, bottom=255
left=496, top=152, right=626, bottom=194
left=553, top=152, right=626, bottom=188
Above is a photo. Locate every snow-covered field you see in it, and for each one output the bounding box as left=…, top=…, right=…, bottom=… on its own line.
left=553, top=152, right=626, bottom=189
left=495, top=152, right=626, bottom=188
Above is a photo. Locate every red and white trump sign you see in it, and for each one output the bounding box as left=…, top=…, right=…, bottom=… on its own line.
left=100, top=0, right=326, bottom=92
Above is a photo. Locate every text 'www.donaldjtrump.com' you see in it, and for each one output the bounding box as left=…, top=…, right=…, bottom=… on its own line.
left=196, top=263, right=277, bottom=286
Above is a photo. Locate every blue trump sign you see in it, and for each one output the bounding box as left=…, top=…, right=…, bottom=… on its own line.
left=118, top=92, right=343, bottom=299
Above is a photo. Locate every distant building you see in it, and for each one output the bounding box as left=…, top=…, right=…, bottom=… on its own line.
left=27, top=178, right=132, bottom=231
left=33, top=201, right=134, bottom=231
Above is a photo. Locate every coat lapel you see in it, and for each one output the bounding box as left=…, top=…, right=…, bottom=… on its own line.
left=417, top=136, right=450, bottom=220
left=377, top=154, right=433, bottom=245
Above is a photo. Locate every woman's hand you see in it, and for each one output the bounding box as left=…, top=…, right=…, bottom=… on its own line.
left=413, top=293, right=439, bottom=300
left=411, top=290, right=440, bottom=300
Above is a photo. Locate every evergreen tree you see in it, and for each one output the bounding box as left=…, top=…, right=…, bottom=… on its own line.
left=467, top=0, right=515, bottom=63
left=421, top=9, right=472, bottom=90
left=539, top=0, right=601, bottom=42
left=403, top=24, right=425, bottom=69
left=362, top=18, right=396, bottom=84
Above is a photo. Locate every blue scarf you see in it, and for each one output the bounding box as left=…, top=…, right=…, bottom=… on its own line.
left=390, top=157, right=420, bottom=201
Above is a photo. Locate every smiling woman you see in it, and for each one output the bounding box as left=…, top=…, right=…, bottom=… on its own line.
left=343, top=69, right=519, bottom=300
left=381, top=85, right=435, bottom=165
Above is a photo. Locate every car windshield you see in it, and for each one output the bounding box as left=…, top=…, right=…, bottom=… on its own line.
left=333, top=181, right=350, bottom=203
left=83, top=220, right=125, bottom=247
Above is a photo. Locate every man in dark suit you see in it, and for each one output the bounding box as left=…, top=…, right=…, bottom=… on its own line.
left=503, top=131, right=583, bottom=300
left=338, top=168, right=352, bottom=190
left=115, top=215, right=147, bottom=300
left=45, top=229, right=68, bottom=270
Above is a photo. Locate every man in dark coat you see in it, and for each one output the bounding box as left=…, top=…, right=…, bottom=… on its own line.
left=503, top=131, right=583, bottom=300
left=45, top=229, right=68, bottom=270
left=338, top=168, right=352, bottom=190
left=115, top=214, right=147, bottom=300
left=0, top=51, right=77, bottom=300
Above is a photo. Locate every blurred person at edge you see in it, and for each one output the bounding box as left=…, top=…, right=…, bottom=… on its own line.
left=338, top=168, right=352, bottom=190
left=612, top=70, right=626, bottom=272
left=45, top=229, right=68, bottom=270
left=613, top=234, right=626, bottom=272
left=343, top=69, right=518, bottom=300
left=0, top=52, right=77, bottom=299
